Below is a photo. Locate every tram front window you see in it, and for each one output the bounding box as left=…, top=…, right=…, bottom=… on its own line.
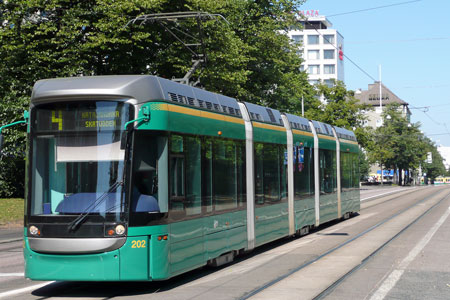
left=28, top=101, right=132, bottom=226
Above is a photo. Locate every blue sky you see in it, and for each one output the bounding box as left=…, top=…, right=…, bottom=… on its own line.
left=301, top=0, right=450, bottom=146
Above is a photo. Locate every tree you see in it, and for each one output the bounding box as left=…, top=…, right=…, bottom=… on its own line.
left=422, top=139, right=446, bottom=182
left=366, top=104, right=437, bottom=185
left=359, top=150, right=371, bottom=181
left=306, top=80, right=372, bottom=147
left=0, top=0, right=311, bottom=196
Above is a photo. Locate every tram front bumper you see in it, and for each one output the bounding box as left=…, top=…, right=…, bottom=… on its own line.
left=23, top=235, right=153, bottom=281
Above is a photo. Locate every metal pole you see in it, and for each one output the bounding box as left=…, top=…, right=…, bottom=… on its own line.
left=379, top=65, right=383, bottom=185
left=379, top=65, right=382, bottom=109
left=302, top=95, right=304, bottom=117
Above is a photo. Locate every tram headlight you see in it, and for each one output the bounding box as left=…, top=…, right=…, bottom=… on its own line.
left=29, top=225, right=40, bottom=236
left=104, top=224, right=127, bottom=237
left=115, top=224, right=126, bottom=235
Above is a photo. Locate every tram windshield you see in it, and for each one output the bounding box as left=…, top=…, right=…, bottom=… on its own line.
left=28, top=101, right=133, bottom=222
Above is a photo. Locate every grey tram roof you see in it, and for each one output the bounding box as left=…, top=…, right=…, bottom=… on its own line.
left=31, top=75, right=242, bottom=117
left=31, top=75, right=357, bottom=141
left=311, top=120, right=334, bottom=137
left=244, top=102, right=284, bottom=126
left=334, top=126, right=357, bottom=142
left=284, top=113, right=312, bottom=132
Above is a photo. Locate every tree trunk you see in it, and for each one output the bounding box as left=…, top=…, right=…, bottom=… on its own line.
left=380, top=164, right=383, bottom=185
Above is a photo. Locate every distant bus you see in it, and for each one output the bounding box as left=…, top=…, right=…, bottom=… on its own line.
left=22, top=75, right=360, bottom=281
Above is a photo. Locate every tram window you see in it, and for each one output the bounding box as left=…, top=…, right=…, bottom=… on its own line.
left=167, top=134, right=245, bottom=219
left=169, top=134, right=185, bottom=214
left=185, top=136, right=201, bottom=216
left=171, top=135, right=183, bottom=153
left=319, top=149, right=337, bottom=194
left=255, top=143, right=264, bottom=205
left=340, top=152, right=351, bottom=191
left=170, top=157, right=185, bottom=198
left=352, top=153, right=360, bottom=188
left=255, top=143, right=284, bottom=205
left=237, top=142, right=246, bottom=207
left=264, top=144, right=282, bottom=203
left=214, top=139, right=238, bottom=211
left=263, top=144, right=281, bottom=203
left=131, top=132, right=161, bottom=213
left=202, top=138, right=213, bottom=213
left=294, top=146, right=313, bottom=199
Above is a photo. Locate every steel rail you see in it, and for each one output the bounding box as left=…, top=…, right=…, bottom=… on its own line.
left=313, top=189, right=450, bottom=299
left=240, top=187, right=450, bottom=300
left=360, top=186, right=432, bottom=211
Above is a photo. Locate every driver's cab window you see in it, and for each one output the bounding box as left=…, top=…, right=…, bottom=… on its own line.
left=131, top=131, right=168, bottom=213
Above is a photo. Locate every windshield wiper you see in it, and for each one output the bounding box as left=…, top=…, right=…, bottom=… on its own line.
left=68, top=181, right=123, bottom=232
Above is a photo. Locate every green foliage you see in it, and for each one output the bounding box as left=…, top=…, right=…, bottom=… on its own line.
left=359, top=150, right=370, bottom=180
left=365, top=103, right=445, bottom=182
left=422, top=141, right=446, bottom=180
left=1, top=0, right=311, bottom=196
left=306, top=80, right=372, bottom=148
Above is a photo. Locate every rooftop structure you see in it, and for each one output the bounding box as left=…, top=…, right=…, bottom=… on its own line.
left=354, top=81, right=411, bottom=128
left=288, top=14, right=344, bottom=86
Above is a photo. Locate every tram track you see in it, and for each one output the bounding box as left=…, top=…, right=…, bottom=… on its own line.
left=2, top=186, right=446, bottom=300
left=360, top=185, right=432, bottom=211
left=240, top=186, right=450, bottom=300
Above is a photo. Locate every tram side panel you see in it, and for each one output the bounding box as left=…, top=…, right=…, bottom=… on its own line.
left=339, top=141, right=360, bottom=216
left=136, top=102, right=248, bottom=278
left=317, top=135, right=339, bottom=224
left=252, top=122, right=289, bottom=247
left=291, top=130, right=316, bottom=233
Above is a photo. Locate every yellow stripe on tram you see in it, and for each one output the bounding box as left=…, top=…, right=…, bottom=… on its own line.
left=151, top=103, right=245, bottom=125
left=292, top=129, right=314, bottom=137
left=253, top=122, right=286, bottom=132
left=317, top=134, right=336, bottom=141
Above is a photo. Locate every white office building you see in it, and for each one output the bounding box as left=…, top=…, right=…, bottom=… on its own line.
left=288, top=15, right=344, bottom=86
left=438, top=146, right=450, bottom=170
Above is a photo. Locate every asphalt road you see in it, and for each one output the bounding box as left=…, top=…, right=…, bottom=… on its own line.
left=1, top=184, right=449, bottom=299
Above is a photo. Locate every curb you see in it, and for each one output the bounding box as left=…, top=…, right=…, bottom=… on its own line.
left=0, top=238, right=22, bottom=244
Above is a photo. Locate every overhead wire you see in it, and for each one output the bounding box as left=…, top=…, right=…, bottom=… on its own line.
left=326, top=0, right=422, bottom=18
left=298, top=17, right=378, bottom=82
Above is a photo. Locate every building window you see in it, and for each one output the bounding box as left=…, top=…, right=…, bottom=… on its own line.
left=308, top=65, right=320, bottom=75
left=308, top=35, right=319, bottom=45
left=291, top=35, right=303, bottom=43
left=309, top=80, right=319, bottom=85
left=324, top=50, right=335, bottom=59
left=324, top=64, right=335, bottom=74
left=300, top=65, right=305, bottom=72
left=368, top=94, right=389, bottom=101
left=323, top=35, right=335, bottom=44
left=308, top=50, right=320, bottom=60
left=324, top=79, right=334, bottom=87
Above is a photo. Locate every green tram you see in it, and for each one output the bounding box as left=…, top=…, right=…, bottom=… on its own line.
left=23, top=75, right=359, bottom=281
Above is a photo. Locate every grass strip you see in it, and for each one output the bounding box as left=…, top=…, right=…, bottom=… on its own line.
left=0, top=198, right=24, bottom=225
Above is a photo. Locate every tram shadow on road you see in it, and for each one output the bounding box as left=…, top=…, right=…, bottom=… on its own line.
left=30, top=214, right=359, bottom=299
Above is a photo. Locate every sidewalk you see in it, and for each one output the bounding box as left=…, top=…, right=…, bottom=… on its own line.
left=0, top=227, right=23, bottom=244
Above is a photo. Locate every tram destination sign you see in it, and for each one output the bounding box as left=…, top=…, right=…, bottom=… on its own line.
left=35, top=104, right=126, bottom=132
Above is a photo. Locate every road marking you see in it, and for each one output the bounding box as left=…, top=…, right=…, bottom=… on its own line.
left=369, top=206, right=450, bottom=300
left=361, top=188, right=409, bottom=201
left=0, top=282, right=54, bottom=299
left=0, top=273, right=24, bottom=277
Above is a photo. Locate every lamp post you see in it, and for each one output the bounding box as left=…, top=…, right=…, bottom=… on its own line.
left=379, top=65, right=383, bottom=185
